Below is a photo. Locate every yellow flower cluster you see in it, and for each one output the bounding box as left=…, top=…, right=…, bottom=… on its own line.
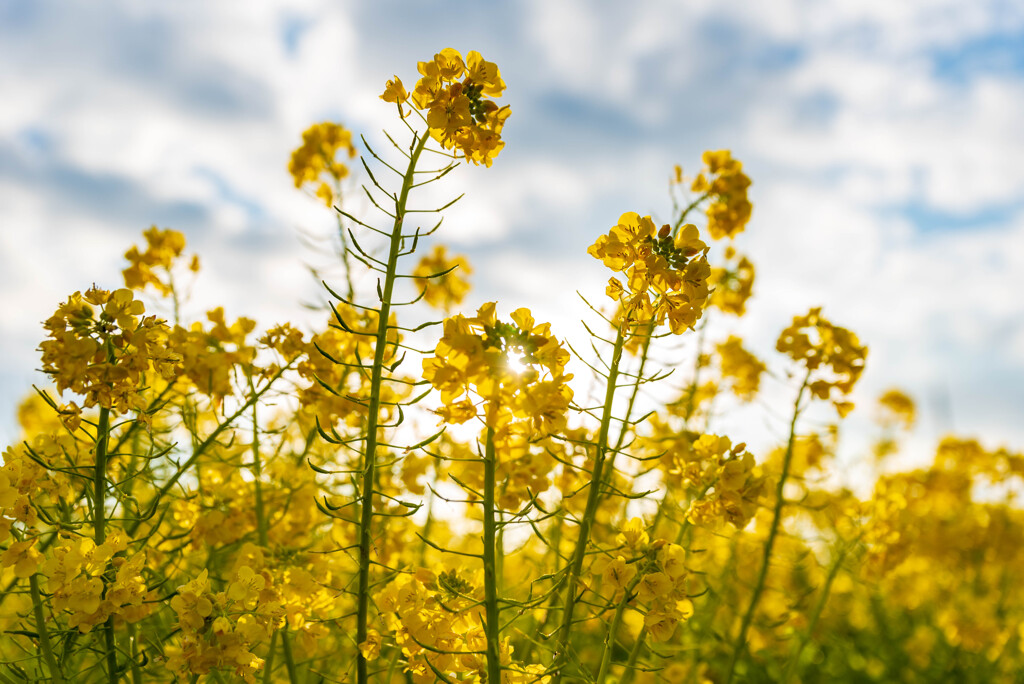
left=413, top=244, right=473, bottom=312
left=691, top=150, right=753, bottom=240
left=421, top=304, right=573, bottom=509
left=422, top=302, right=572, bottom=432
left=122, top=226, right=198, bottom=295
left=382, top=48, right=510, bottom=166
left=0, top=441, right=65, bottom=536
left=588, top=212, right=712, bottom=332
left=169, top=307, right=257, bottom=401
left=716, top=335, right=766, bottom=401
left=776, top=307, right=868, bottom=416
left=42, top=533, right=152, bottom=632
left=709, top=246, right=755, bottom=316
left=288, top=122, right=358, bottom=207
left=682, top=435, right=766, bottom=528
left=877, top=388, right=917, bottom=429
left=39, top=288, right=181, bottom=415
left=297, top=309, right=407, bottom=430
left=375, top=568, right=548, bottom=682
left=168, top=567, right=283, bottom=683
left=595, top=522, right=695, bottom=643
left=861, top=441, right=1024, bottom=663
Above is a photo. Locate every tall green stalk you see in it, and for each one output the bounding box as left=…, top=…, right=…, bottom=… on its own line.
left=618, top=626, right=648, bottom=684
left=552, top=327, right=626, bottom=683
left=483, top=427, right=502, bottom=684
left=92, top=403, right=119, bottom=683
left=781, top=544, right=848, bottom=684
left=29, top=573, right=64, bottom=684
left=251, top=401, right=268, bottom=547
left=355, top=131, right=429, bottom=684
left=723, top=369, right=811, bottom=684
left=595, top=572, right=643, bottom=682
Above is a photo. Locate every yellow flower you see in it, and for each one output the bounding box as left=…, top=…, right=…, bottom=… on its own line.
left=601, top=556, right=637, bottom=593
left=122, top=226, right=191, bottom=296
left=414, top=245, right=473, bottom=312
left=358, top=629, right=382, bottom=660
left=878, top=388, right=916, bottom=429
left=616, top=517, right=650, bottom=551
left=1, top=539, right=40, bottom=578
left=709, top=247, right=755, bottom=316
left=381, top=75, right=408, bottom=104
left=636, top=571, right=673, bottom=603
left=716, top=335, right=766, bottom=401
left=777, top=308, right=867, bottom=413
left=590, top=212, right=711, bottom=332
left=396, top=48, right=511, bottom=166
left=692, top=150, right=752, bottom=240
left=288, top=122, right=358, bottom=207
left=227, top=566, right=266, bottom=604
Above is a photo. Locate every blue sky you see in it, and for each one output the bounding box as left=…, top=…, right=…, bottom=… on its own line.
left=2, top=0, right=1023, bottom=463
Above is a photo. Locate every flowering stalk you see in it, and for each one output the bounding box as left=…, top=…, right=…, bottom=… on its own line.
left=724, top=368, right=811, bottom=684
left=595, top=570, right=643, bottom=682
left=483, top=427, right=502, bottom=684
left=355, top=130, right=429, bottom=684
left=91, top=397, right=119, bottom=684
left=552, top=327, right=626, bottom=682
left=781, top=544, right=849, bottom=684
left=128, top=622, right=142, bottom=684
left=601, top=321, right=654, bottom=505
left=249, top=401, right=300, bottom=684
left=29, top=573, right=64, bottom=684
left=251, top=402, right=268, bottom=547
left=617, top=626, right=648, bottom=684
left=125, top=360, right=297, bottom=539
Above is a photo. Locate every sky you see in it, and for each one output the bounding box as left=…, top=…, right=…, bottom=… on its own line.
left=2, top=0, right=1023, bottom=468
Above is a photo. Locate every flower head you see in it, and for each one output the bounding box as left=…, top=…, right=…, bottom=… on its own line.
left=289, top=122, right=358, bottom=207
left=383, top=48, right=510, bottom=166
left=588, top=212, right=711, bottom=333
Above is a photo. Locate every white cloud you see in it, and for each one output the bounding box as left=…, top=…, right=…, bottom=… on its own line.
left=2, top=0, right=1023, bottom=461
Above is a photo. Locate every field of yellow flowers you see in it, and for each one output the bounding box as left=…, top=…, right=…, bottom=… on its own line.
left=2, top=48, right=1022, bottom=684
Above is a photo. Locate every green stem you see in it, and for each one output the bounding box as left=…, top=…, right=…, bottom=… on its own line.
left=520, top=512, right=564, bottom=664
left=618, top=626, right=647, bottom=684
left=262, top=631, right=279, bottom=684
left=781, top=544, right=848, bottom=684
left=29, top=573, right=64, bottom=684
left=93, top=404, right=119, bottom=683
left=281, top=630, right=298, bottom=684
left=251, top=399, right=268, bottom=547
left=723, top=369, right=811, bottom=684
left=613, top=321, right=653, bottom=455
left=595, top=573, right=642, bottom=683
left=126, top=359, right=296, bottom=538
left=597, top=321, right=654, bottom=518
left=128, top=622, right=142, bottom=684
left=672, top=192, right=711, bottom=233
left=552, top=327, right=626, bottom=683
left=356, top=131, right=429, bottom=684
left=418, top=490, right=434, bottom=566
left=483, top=427, right=502, bottom=684
left=94, top=405, right=111, bottom=545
